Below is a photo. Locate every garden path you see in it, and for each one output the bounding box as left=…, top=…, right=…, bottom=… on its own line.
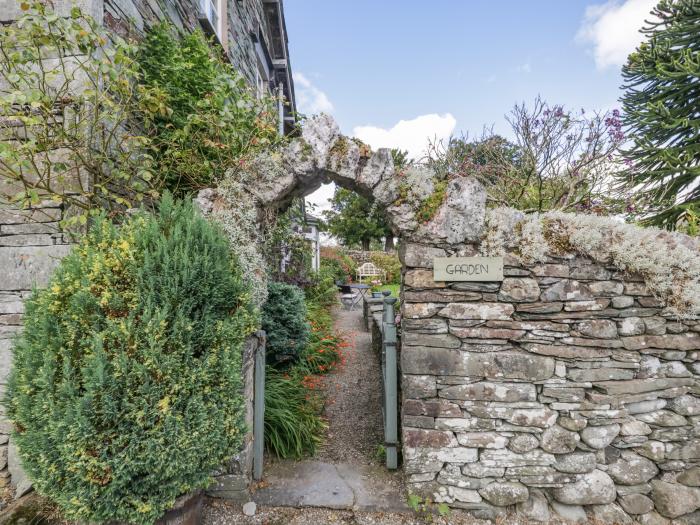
left=251, top=303, right=406, bottom=512
left=316, top=304, right=384, bottom=464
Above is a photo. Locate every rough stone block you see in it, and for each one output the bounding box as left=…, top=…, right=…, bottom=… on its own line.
left=402, top=332, right=461, bottom=349
left=497, top=278, right=540, bottom=303
left=400, top=347, right=555, bottom=380
left=399, top=243, right=447, bottom=268
left=403, top=375, right=437, bottom=399
left=438, top=303, right=514, bottom=320
left=404, top=269, right=446, bottom=289
left=403, top=303, right=442, bottom=319
left=0, top=244, right=72, bottom=291
left=439, top=382, right=536, bottom=402
left=552, top=469, right=616, bottom=505
left=403, top=428, right=457, bottom=448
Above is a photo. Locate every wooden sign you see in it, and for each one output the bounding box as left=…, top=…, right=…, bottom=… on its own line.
left=433, top=257, right=504, bottom=282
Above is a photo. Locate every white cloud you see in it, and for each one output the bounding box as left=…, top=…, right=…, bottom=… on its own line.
left=578, top=0, right=657, bottom=69
left=293, top=72, right=334, bottom=115
left=352, top=113, right=457, bottom=160
left=305, top=182, right=335, bottom=215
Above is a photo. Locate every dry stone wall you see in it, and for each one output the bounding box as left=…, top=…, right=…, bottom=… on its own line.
left=400, top=243, right=700, bottom=523
left=0, top=202, right=72, bottom=496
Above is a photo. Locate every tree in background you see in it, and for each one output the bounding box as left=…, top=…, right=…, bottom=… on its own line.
left=619, top=0, right=700, bottom=231
left=322, top=187, right=394, bottom=251
left=428, top=97, right=625, bottom=213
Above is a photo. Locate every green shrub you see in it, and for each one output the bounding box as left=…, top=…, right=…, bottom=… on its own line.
left=261, top=282, right=310, bottom=367
left=320, top=249, right=356, bottom=283
left=304, top=266, right=338, bottom=308
left=138, top=24, right=279, bottom=196
left=6, top=196, right=256, bottom=525
left=264, top=368, right=325, bottom=459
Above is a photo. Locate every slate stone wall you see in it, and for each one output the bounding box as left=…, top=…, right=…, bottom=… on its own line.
left=103, top=0, right=272, bottom=91
left=399, top=242, right=700, bottom=523
left=0, top=203, right=73, bottom=496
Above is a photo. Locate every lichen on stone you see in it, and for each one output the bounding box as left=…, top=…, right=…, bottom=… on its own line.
left=482, top=208, right=700, bottom=317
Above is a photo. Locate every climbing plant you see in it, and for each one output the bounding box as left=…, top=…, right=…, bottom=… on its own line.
left=0, top=3, right=164, bottom=228
left=138, top=24, right=281, bottom=196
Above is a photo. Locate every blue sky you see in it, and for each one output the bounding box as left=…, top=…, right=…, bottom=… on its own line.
left=285, top=0, right=657, bottom=208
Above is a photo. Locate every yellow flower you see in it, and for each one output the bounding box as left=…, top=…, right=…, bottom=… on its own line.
left=119, top=240, right=130, bottom=252
left=50, top=284, right=61, bottom=294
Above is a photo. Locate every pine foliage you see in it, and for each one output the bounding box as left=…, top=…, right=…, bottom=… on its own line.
left=5, top=196, right=256, bottom=524
left=620, top=0, right=700, bottom=228
left=261, top=282, right=310, bottom=367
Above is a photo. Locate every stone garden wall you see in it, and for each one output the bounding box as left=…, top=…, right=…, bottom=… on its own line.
left=399, top=242, right=700, bottom=523
left=0, top=203, right=73, bottom=496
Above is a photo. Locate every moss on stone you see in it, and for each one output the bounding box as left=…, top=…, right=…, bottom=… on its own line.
left=415, top=179, right=448, bottom=223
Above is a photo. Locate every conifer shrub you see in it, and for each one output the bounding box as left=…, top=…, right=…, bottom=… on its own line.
left=6, top=196, right=256, bottom=525
left=261, top=282, right=310, bottom=367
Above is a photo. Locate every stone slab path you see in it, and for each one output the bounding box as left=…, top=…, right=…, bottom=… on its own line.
left=252, top=460, right=407, bottom=512
left=252, top=303, right=406, bottom=512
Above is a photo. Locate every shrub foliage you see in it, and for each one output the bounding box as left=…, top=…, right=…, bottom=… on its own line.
left=261, top=282, right=310, bottom=367
left=6, top=196, right=255, bottom=524
left=138, top=24, right=279, bottom=196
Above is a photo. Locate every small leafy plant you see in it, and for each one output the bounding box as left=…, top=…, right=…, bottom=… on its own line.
left=407, top=494, right=450, bottom=522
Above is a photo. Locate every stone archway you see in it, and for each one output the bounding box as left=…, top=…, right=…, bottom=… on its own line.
left=251, top=114, right=487, bottom=247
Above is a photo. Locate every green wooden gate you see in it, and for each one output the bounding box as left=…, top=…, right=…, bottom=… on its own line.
left=381, top=296, right=399, bottom=470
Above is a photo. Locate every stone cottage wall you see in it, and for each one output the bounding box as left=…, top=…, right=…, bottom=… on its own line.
left=400, top=242, right=700, bottom=523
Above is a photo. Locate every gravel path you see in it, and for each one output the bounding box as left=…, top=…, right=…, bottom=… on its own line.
left=315, top=304, right=385, bottom=466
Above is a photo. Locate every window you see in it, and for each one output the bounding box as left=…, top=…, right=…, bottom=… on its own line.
left=201, top=0, right=222, bottom=39
left=255, top=62, right=268, bottom=99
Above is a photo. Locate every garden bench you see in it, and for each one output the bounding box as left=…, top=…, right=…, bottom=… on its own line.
left=356, top=262, right=386, bottom=283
